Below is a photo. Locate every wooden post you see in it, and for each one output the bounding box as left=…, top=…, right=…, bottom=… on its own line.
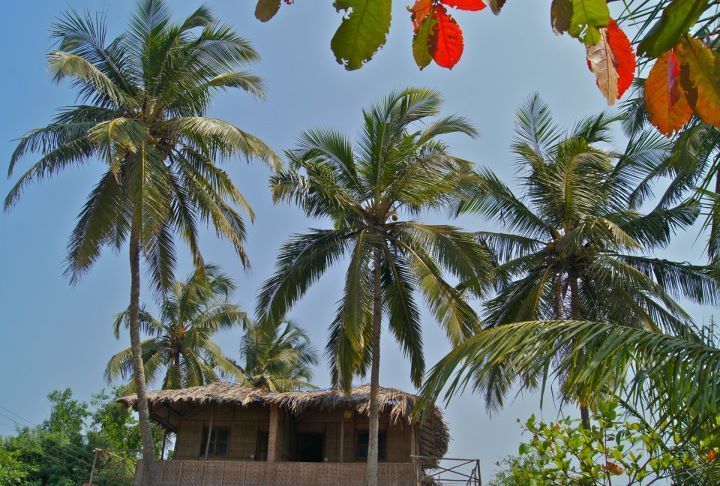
left=339, top=415, right=344, bottom=463
left=411, top=425, right=421, bottom=486
left=268, top=405, right=279, bottom=462
left=88, top=448, right=99, bottom=485
left=204, top=405, right=214, bottom=460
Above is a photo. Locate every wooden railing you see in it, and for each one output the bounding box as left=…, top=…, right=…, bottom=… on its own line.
left=133, top=459, right=417, bottom=485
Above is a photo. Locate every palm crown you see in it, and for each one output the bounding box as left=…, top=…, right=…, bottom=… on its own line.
left=238, top=319, right=318, bottom=392
left=6, top=0, right=278, bottom=290
left=258, top=88, right=491, bottom=388
left=452, top=95, right=719, bottom=409
left=106, top=264, right=247, bottom=391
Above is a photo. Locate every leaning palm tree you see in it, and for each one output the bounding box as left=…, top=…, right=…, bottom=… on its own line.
left=449, top=95, right=718, bottom=427
left=5, top=1, right=277, bottom=480
left=421, top=318, right=720, bottom=456
left=237, top=319, right=318, bottom=392
left=106, top=264, right=247, bottom=391
left=257, top=88, right=492, bottom=486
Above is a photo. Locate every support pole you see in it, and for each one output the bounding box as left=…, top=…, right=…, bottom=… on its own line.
left=204, top=405, right=214, bottom=460
left=88, top=448, right=100, bottom=485
left=411, top=426, right=420, bottom=486
left=268, top=405, right=279, bottom=462
left=339, top=416, right=344, bottom=463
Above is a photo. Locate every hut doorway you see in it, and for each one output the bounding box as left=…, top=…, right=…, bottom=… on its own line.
left=296, top=432, right=324, bottom=462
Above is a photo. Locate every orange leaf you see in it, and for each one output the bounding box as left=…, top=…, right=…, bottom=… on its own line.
left=411, top=0, right=433, bottom=31
left=430, top=5, right=464, bottom=69
left=644, top=50, right=693, bottom=136
left=606, top=20, right=636, bottom=99
left=440, top=0, right=487, bottom=11
left=677, top=37, right=720, bottom=128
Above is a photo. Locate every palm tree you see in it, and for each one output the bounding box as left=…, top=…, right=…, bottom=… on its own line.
left=106, top=264, right=247, bottom=391
left=421, top=318, right=720, bottom=453
left=5, top=1, right=277, bottom=480
left=257, top=88, right=491, bottom=485
left=237, top=319, right=318, bottom=392
left=449, top=95, right=718, bottom=427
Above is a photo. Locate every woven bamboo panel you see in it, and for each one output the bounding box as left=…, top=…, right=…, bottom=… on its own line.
left=219, top=462, right=246, bottom=486
left=339, top=463, right=367, bottom=486
left=316, top=463, right=341, bottom=485
left=159, top=461, right=183, bottom=485
left=134, top=460, right=416, bottom=485
left=178, top=461, right=203, bottom=485
left=201, top=462, right=224, bottom=485
left=243, top=462, right=268, bottom=485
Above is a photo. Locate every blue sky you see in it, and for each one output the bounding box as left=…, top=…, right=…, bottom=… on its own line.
left=0, top=0, right=714, bottom=477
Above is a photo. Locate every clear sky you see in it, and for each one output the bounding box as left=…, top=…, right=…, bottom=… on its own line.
left=0, top=0, right=714, bottom=478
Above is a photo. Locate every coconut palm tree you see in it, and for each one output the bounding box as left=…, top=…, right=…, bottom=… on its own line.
left=237, top=319, right=318, bottom=392
left=421, top=318, right=720, bottom=451
left=4, top=1, right=277, bottom=480
left=257, top=88, right=492, bottom=486
left=447, top=95, right=718, bottom=427
left=106, top=264, right=247, bottom=391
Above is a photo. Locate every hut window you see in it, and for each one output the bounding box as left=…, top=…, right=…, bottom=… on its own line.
left=356, top=432, right=385, bottom=460
left=200, top=427, right=230, bottom=457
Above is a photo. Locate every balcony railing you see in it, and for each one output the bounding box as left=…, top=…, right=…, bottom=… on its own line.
left=133, top=459, right=417, bottom=485
left=412, top=456, right=482, bottom=485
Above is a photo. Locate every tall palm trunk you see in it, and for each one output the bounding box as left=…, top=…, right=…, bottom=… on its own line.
left=129, top=219, right=159, bottom=484
left=366, top=247, right=382, bottom=486
left=569, top=274, right=590, bottom=430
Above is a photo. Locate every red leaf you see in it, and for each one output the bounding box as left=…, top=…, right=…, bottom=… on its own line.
left=606, top=20, right=636, bottom=99
left=411, top=0, right=433, bottom=31
left=644, top=49, right=693, bottom=135
left=440, top=0, right=487, bottom=11
left=586, top=18, right=636, bottom=104
left=430, top=5, right=464, bottom=69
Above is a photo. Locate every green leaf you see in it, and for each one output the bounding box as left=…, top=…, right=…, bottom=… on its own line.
left=519, top=443, right=531, bottom=455
left=412, top=14, right=436, bottom=70
left=637, top=0, right=708, bottom=58
left=331, top=0, right=392, bottom=70
left=551, top=0, right=572, bottom=35
left=568, top=0, right=609, bottom=45
left=255, top=0, right=281, bottom=22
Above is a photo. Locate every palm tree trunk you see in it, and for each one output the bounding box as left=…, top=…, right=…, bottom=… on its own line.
left=366, top=248, right=382, bottom=486
left=129, top=219, right=159, bottom=485
left=569, top=274, right=590, bottom=430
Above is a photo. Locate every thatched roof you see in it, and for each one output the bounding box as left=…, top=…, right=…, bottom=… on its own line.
left=118, top=383, right=449, bottom=460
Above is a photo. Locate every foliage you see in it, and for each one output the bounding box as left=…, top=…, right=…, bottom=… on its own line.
left=251, top=1, right=720, bottom=136
left=488, top=452, right=545, bottom=486
left=0, top=445, right=33, bottom=485
left=490, top=401, right=716, bottom=485
left=106, top=264, right=247, bottom=391
left=237, top=319, right=319, bottom=391
left=0, top=388, right=159, bottom=486
left=428, top=94, right=715, bottom=411
left=421, top=318, right=720, bottom=460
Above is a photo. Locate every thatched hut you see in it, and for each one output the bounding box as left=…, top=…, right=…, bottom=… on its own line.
left=118, top=383, right=449, bottom=485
